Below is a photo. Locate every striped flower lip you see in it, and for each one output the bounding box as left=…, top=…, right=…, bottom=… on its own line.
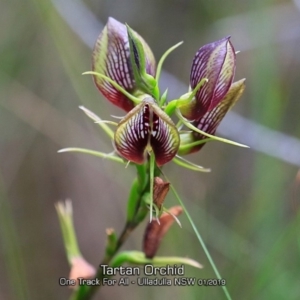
left=114, top=97, right=180, bottom=166
left=92, top=17, right=156, bottom=112
left=180, top=37, right=236, bottom=120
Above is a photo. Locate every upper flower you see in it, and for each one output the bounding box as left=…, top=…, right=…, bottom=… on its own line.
left=179, top=37, right=236, bottom=120
left=92, top=17, right=156, bottom=112
left=87, top=18, right=246, bottom=168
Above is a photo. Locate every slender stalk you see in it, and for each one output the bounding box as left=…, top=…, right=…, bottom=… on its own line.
left=71, top=224, right=135, bottom=299
left=149, top=152, right=155, bottom=222
left=72, top=166, right=150, bottom=300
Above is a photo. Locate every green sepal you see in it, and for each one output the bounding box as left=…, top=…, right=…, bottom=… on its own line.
left=79, top=106, right=115, bottom=140
left=178, top=135, right=212, bottom=155
left=172, top=156, right=211, bottom=172
left=159, top=89, right=168, bottom=107
left=58, top=148, right=126, bottom=164
left=126, top=25, right=159, bottom=99
left=176, top=109, right=249, bottom=148
left=83, top=71, right=141, bottom=105
left=164, top=99, right=178, bottom=116
left=165, top=78, right=208, bottom=116
left=156, top=41, right=183, bottom=84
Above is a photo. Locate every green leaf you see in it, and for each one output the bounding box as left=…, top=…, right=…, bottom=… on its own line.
left=79, top=106, right=115, bottom=140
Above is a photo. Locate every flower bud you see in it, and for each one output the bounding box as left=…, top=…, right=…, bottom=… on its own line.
left=69, top=256, right=96, bottom=289
left=153, top=177, right=170, bottom=210
left=180, top=37, right=236, bottom=120
left=92, top=17, right=156, bottom=112
left=179, top=79, right=245, bottom=155
left=143, top=206, right=183, bottom=258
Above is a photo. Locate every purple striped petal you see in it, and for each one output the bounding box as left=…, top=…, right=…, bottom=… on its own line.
left=114, top=101, right=150, bottom=164
left=150, top=104, right=180, bottom=166
left=192, top=79, right=245, bottom=150
left=92, top=18, right=156, bottom=112
left=179, top=79, right=245, bottom=155
left=181, top=37, right=236, bottom=120
left=114, top=97, right=180, bottom=166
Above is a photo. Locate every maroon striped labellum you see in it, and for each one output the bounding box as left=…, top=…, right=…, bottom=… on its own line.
left=114, top=97, right=180, bottom=166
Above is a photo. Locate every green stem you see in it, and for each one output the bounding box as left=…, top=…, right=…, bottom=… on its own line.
left=71, top=166, right=150, bottom=300
left=149, top=151, right=155, bottom=222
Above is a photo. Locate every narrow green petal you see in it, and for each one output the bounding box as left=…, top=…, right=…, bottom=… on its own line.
left=156, top=41, right=183, bottom=84
left=173, top=156, right=211, bottom=172
left=176, top=108, right=248, bottom=148
left=126, top=24, right=158, bottom=98
left=79, top=106, right=115, bottom=139
left=58, top=148, right=126, bottom=164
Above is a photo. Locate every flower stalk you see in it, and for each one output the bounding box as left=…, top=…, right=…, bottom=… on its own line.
left=57, top=17, right=247, bottom=300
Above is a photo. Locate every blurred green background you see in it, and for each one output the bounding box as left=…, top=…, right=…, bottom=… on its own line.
left=1, top=0, right=300, bottom=299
